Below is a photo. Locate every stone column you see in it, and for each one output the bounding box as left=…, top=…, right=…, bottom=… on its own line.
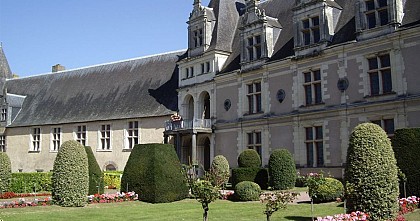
left=192, top=132, right=197, bottom=165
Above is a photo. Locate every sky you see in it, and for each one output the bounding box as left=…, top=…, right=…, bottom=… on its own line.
left=0, top=0, right=210, bottom=77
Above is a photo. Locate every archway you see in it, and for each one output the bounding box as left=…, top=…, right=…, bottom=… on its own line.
left=183, top=95, right=195, bottom=121
left=199, top=91, right=210, bottom=120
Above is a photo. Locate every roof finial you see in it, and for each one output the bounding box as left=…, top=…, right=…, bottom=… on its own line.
left=193, top=0, right=201, bottom=7
left=246, top=0, right=260, bottom=12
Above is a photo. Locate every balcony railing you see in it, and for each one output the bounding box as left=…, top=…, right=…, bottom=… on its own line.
left=165, top=119, right=212, bottom=131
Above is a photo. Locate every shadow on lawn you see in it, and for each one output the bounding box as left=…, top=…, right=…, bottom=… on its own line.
left=284, top=216, right=313, bottom=221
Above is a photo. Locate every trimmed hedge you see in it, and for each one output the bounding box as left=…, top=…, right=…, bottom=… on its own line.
left=231, top=167, right=268, bottom=190
left=121, top=143, right=188, bottom=203
left=85, top=146, right=104, bottom=195
left=392, top=128, right=420, bottom=197
left=268, top=149, right=296, bottom=190
left=0, top=152, right=12, bottom=192
left=309, top=177, right=343, bottom=203
left=344, top=123, right=399, bottom=221
left=234, top=181, right=261, bottom=201
left=238, top=149, right=261, bottom=168
left=10, top=172, right=52, bottom=193
left=52, top=140, right=89, bottom=207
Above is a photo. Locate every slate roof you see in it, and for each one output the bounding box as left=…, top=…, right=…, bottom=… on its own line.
left=5, top=50, right=185, bottom=127
left=0, top=45, right=13, bottom=97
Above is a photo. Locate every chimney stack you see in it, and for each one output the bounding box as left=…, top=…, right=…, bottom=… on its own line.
left=52, top=64, right=65, bottom=73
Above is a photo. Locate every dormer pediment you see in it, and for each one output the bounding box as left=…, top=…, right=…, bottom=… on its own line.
left=188, top=0, right=216, bottom=58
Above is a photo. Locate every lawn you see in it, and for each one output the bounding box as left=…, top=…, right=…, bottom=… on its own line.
left=0, top=199, right=345, bottom=221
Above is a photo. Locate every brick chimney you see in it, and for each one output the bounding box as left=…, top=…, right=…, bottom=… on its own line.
left=52, top=64, right=65, bottom=72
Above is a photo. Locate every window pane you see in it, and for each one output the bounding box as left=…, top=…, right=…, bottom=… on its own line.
left=305, top=127, right=313, bottom=140
left=379, top=54, right=390, bottom=67
left=256, top=94, right=262, bottom=112
left=313, top=70, right=321, bottom=81
left=313, top=28, right=320, bottom=43
left=303, top=32, right=311, bottom=45
left=306, top=143, right=314, bottom=167
left=248, top=84, right=254, bottom=93
left=371, top=120, right=381, bottom=126
left=314, top=83, right=322, bottom=104
left=304, top=72, right=311, bottom=83
left=368, top=57, right=378, bottom=70
left=316, top=142, right=324, bottom=166
left=255, top=82, right=261, bottom=92
left=384, top=119, right=394, bottom=135
left=382, top=69, right=392, bottom=93
left=248, top=95, right=254, bottom=113
left=305, top=85, right=312, bottom=105
left=255, top=45, right=262, bottom=59
left=366, top=13, right=376, bottom=29
left=370, top=72, right=380, bottom=95
left=248, top=38, right=253, bottom=46
left=255, top=132, right=262, bottom=144
left=365, top=0, right=375, bottom=11
left=248, top=47, right=254, bottom=61
left=379, top=9, right=389, bottom=26
left=248, top=133, right=253, bottom=145
left=312, top=17, right=319, bottom=26
left=378, top=0, right=388, bottom=7
left=315, top=126, right=323, bottom=140
left=255, top=35, right=261, bottom=44
left=201, top=63, right=205, bottom=74
left=302, top=19, right=310, bottom=29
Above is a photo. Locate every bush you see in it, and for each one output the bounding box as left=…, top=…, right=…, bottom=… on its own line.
left=344, top=123, right=399, bottom=221
left=268, top=149, right=296, bottom=190
left=231, top=167, right=268, bottom=190
left=121, top=143, right=188, bottom=203
left=309, top=177, right=343, bottom=203
left=103, top=172, right=122, bottom=190
left=52, top=140, right=89, bottom=207
left=238, top=149, right=261, bottom=168
left=0, top=152, right=12, bottom=193
left=10, top=172, right=52, bottom=193
left=207, top=155, right=230, bottom=187
left=85, top=146, right=104, bottom=195
left=392, top=128, right=420, bottom=197
left=234, top=181, right=261, bottom=201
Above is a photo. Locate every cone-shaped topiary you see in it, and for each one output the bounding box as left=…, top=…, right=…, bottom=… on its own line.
left=392, top=128, right=420, bottom=197
left=344, top=123, right=399, bottom=221
left=208, top=155, right=230, bottom=187
left=0, top=152, right=12, bottom=193
left=85, top=146, right=104, bottom=195
left=268, top=149, right=296, bottom=190
left=52, top=140, right=89, bottom=207
left=121, top=143, right=188, bottom=203
left=238, top=149, right=261, bottom=168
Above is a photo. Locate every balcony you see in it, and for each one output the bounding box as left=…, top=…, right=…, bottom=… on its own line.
left=164, top=119, right=212, bottom=132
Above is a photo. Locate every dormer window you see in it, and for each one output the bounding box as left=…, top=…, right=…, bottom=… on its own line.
left=1, top=108, right=6, bottom=122
left=302, top=17, right=320, bottom=46
left=365, top=0, right=389, bottom=29
left=193, top=29, right=204, bottom=48
left=247, top=35, right=262, bottom=61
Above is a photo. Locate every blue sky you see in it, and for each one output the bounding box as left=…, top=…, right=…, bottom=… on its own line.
left=0, top=0, right=210, bottom=77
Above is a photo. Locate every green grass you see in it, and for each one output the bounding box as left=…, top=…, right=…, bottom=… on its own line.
left=0, top=199, right=343, bottom=221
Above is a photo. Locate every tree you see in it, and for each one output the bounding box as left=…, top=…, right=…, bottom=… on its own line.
left=344, top=123, right=399, bottom=220
left=0, top=152, right=12, bottom=193
left=191, top=180, right=220, bottom=221
left=206, top=155, right=230, bottom=188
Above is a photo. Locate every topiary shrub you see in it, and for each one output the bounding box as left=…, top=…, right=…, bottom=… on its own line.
left=0, top=152, right=12, bottom=193
left=121, top=143, right=188, bottom=203
left=392, top=128, right=420, bottom=197
left=309, top=177, right=343, bottom=203
left=85, top=146, right=104, bottom=195
left=231, top=167, right=268, bottom=190
left=234, top=181, right=261, bottom=201
left=344, top=123, right=399, bottom=221
left=268, top=149, right=296, bottom=190
left=238, top=149, right=261, bottom=168
left=52, top=140, right=89, bottom=207
left=207, top=155, right=230, bottom=187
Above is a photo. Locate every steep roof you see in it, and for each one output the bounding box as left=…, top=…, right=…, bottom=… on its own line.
left=0, top=45, right=13, bottom=97
left=5, top=50, right=185, bottom=127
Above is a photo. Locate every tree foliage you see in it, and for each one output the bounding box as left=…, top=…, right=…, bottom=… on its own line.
left=0, top=152, right=12, bottom=193
left=268, top=149, right=296, bottom=190
left=85, top=146, right=104, bottom=195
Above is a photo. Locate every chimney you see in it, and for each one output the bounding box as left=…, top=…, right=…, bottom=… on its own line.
left=52, top=64, right=65, bottom=73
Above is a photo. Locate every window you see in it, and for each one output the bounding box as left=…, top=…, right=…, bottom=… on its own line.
left=76, top=125, right=87, bottom=146
left=31, top=128, right=41, bottom=152
left=51, top=127, right=61, bottom=151
left=193, top=29, right=203, bottom=48
left=201, top=62, right=211, bottom=74
left=100, top=124, right=111, bottom=150
left=1, top=108, right=6, bottom=122
left=185, top=68, right=189, bottom=79
left=372, top=118, right=394, bottom=136
left=368, top=54, right=392, bottom=96
left=0, top=136, right=5, bottom=152
left=201, top=63, right=205, bottom=74
left=247, top=82, right=262, bottom=114
left=247, top=35, right=262, bottom=61
left=206, top=61, right=211, bottom=73
left=190, top=67, right=194, bottom=77
left=127, top=121, right=139, bottom=149
left=365, top=0, right=389, bottom=29
left=305, top=126, right=324, bottom=167
left=301, top=16, right=320, bottom=46
left=303, top=70, right=322, bottom=105
left=247, top=131, right=262, bottom=157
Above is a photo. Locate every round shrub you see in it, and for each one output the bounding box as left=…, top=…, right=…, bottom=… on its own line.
left=234, top=181, right=261, bottom=201
left=238, top=149, right=261, bottom=168
left=52, top=140, right=89, bottom=207
left=344, top=123, right=399, bottom=221
left=121, top=143, right=188, bottom=203
left=268, top=149, right=296, bottom=190
left=0, top=152, right=12, bottom=192
left=209, top=155, right=230, bottom=186
left=85, top=146, right=104, bottom=195
left=309, top=177, right=343, bottom=203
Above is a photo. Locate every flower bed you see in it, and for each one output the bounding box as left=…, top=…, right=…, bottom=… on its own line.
left=317, top=211, right=368, bottom=221
left=0, top=192, right=51, bottom=199
left=0, top=197, right=52, bottom=209
left=399, top=196, right=418, bottom=215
